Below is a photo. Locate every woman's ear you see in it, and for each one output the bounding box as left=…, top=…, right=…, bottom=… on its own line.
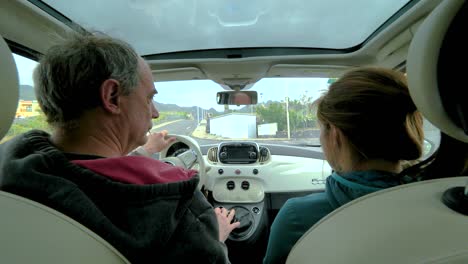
left=100, top=79, right=121, bottom=114
left=322, top=124, right=343, bottom=172
left=329, top=124, right=342, bottom=149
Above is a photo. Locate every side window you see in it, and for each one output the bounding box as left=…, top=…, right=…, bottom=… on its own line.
left=1, top=54, right=49, bottom=143
left=422, top=118, right=440, bottom=158
left=403, top=72, right=440, bottom=159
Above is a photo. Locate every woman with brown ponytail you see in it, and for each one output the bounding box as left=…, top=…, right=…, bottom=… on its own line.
left=263, top=67, right=424, bottom=264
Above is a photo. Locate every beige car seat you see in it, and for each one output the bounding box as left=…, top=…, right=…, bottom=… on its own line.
left=0, top=36, right=130, bottom=263
left=287, top=0, right=468, bottom=263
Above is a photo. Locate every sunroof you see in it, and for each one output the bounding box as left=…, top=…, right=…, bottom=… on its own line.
left=40, top=0, right=412, bottom=56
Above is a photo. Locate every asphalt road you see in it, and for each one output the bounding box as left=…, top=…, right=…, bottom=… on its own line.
left=152, top=119, right=321, bottom=147
left=152, top=119, right=197, bottom=136
left=152, top=119, right=223, bottom=145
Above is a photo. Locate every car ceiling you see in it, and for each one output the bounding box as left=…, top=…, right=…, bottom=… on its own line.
left=39, top=0, right=414, bottom=55
left=0, top=0, right=443, bottom=89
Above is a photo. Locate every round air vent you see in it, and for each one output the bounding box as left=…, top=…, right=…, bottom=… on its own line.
left=258, top=147, right=270, bottom=163
left=207, top=147, right=218, bottom=163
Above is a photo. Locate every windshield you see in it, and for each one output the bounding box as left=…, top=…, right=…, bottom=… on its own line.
left=5, top=53, right=440, bottom=157
left=153, top=78, right=330, bottom=147
left=2, top=54, right=329, bottom=147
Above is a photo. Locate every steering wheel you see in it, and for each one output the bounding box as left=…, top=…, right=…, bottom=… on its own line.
left=159, top=134, right=207, bottom=188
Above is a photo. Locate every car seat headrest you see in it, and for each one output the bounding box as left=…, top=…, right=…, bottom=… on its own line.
left=407, top=0, right=468, bottom=143
left=0, top=36, right=20, bottom=141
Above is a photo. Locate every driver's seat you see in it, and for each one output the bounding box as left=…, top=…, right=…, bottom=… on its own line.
left=0, top=36, right=129, bottom=263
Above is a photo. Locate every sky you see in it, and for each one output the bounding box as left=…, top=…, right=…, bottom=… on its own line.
left=13, top=54, right=330, bottom=112
left=13, top=54, right=38, bottom=86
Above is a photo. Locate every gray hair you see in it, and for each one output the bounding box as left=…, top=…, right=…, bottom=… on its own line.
left=33, top=32, right=140, bottom=129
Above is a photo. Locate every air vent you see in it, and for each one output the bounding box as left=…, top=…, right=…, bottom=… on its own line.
left=227, top=181, right=235, bottom=190
left=258, top=147, right=270, bottom=163
left=207, top=147, right=218, bottom=163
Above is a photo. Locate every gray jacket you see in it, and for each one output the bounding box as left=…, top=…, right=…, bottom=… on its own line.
left=0, top=130, right=229, bottom=263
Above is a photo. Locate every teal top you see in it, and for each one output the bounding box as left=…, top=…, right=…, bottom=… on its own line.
left=263, top=170, right=402, bottom=264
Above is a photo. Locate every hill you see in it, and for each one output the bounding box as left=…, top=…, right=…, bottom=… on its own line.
left=19, top=85, right=36, bottom=100
left=155, top=101, right=225, bottom=118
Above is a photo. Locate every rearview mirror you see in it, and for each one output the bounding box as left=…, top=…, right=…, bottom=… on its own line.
left=216, top=91, right=258, bottom=105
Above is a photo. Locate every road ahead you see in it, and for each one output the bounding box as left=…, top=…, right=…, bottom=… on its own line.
left=152, top=119, right=322, bottom=147
left=152, top=119, right=197, bottom=136
left=152, top=119, right=223, bottom=145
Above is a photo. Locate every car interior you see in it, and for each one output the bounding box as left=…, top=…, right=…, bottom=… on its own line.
left=0, top=0, right=467, bottom=263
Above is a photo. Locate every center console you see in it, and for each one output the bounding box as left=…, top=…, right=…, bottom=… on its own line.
left=207, top=142, right=271, bottom=243
left=213, top=201, right=266, bottom=242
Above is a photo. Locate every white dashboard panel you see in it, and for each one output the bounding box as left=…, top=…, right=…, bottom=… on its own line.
left=212, top=178, right=265, bottom=203
left=261, top=155, right=328, bottom=192
left=204, top=155, right=330, bottom=202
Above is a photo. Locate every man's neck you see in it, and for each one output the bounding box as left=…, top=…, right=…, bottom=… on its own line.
left=50, top=116, right=132, bottom=158
left=51, top=131, right=122, bottom=158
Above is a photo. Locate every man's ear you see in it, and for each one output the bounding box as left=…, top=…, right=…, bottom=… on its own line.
left=100, top=79, right=121, bottom=114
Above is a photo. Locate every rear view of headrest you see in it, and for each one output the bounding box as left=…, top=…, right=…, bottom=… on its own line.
left=0, top=36, right=20, bottom=140
left=407, top=0, right=468, bottom=143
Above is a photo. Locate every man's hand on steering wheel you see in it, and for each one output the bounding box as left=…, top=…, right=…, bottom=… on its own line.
left=143, top=130, right=177, bottom=154
left=158, top=135, right=208, bottom=189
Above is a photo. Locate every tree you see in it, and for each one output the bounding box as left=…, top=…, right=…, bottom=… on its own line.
left=256, top=102, right=286, bottom=131
left=2, top=112, right=50, bottom=143
left=256, top=94, right=318, bottom=134
left=152, top=111, right=189, bottom=126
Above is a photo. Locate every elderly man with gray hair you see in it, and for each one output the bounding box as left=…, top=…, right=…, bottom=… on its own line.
left=0, top=32, right=239, bottom=263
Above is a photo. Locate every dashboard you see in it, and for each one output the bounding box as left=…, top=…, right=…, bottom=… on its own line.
left=203, top=142, right=330, bottom=203
left=162, top=138, right=331, bottom=243
left=164, top=140, right=330, bottom=200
